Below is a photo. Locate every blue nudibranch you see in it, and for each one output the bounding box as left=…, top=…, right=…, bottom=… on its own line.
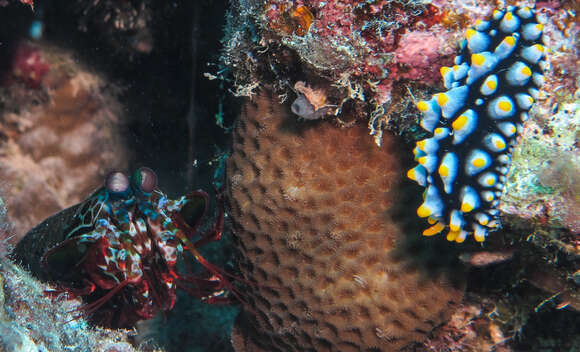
left=408, top=6, right=546, bottom=243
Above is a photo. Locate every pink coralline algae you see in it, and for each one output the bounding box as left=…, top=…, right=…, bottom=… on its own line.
left=215, top=0, right=502, bottom=141
left=259, top=0, right=454, bottom=103
left=391, top=30, right=455, bottom=85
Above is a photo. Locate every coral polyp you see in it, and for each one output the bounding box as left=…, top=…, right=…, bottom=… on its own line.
left=13, top=167, right=237, bottom=328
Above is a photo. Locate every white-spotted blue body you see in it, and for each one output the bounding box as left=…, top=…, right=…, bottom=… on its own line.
left=408, top=6, right=546, bottom=242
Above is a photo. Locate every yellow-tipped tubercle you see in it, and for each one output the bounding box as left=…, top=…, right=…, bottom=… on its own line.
left=417, top=101, right=429, bottom=112
left=417, top=204, right=432, bottom=218
left=472, top=53, right=485, bottom=66
left=423, top=222, right=445, bottom=236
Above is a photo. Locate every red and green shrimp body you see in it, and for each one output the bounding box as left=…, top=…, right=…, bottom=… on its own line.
left=15, top=167, right=231, bottom=328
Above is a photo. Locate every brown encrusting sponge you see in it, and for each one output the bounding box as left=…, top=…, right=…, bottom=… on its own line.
left=227, top=90, right=466, bottom=352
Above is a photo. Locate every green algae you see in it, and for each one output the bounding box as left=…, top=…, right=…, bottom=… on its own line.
left=501, top=102, right=580, bottom=233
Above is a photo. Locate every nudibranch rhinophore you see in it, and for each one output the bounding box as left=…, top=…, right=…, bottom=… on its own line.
left=407, top=6, right=546, bottom=243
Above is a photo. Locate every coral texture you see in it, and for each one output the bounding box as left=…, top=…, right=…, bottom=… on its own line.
left=227, top=91, right=465, bottom=351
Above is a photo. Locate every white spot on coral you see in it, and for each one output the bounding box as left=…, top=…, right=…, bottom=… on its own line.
left=283, top=186, right=302, bottom=201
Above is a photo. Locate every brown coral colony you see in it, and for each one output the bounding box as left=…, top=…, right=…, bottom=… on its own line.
left=227, top=91, right=464, bottom=351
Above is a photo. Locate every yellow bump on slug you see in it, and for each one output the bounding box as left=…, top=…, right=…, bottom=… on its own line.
left=504, top=36, right=516, bottom=46
left=479, top=217, right=489, bottom=225
left=475, top=19, right=483, bottom=26
left=535, top=44, right=545, bottom=52
left=438, top=164, right=449, bottom=177
left=418, top=156, right=427, bottom=165
left=465, top=28, right=477, bottom=39
left=486, top=177, right=495, bottom=186
left=413, top=146, right=419, bottom=156
left=423, top=222, right=445, bottom=236
left=417, top=100, right=429, bottom=112
left=521, top=65, right=532, bottom=77
left=472, top=157, right=486, bottom=168
left=435, top=93, right=449, bottom=107
left=505, top=12, right=513, bottom=21
left=474, top=232, right=486, bottom=242
left=455, top=234, right=466, bottom=243
left=493, top=10, right=502, bottom=17
left=417, top=140, right=426, bottom=149
left=486, top=79, right=497, bottom=90
left=472, top=53, right=485, bottom=66
left=461, top=201, right=474, bottom=213
left=427, top=217, right=437, bottom=224
left=452, top=115, right=468, bottom=130
left=446, top=230, right=459, bottom=241
left=417, top=204, right=432, bottom=218
left=407, top=168, right=416, bottom=180
left=498, top=100, right=512, bottom=112
left=434, top=127, right=445, bottom=136
left=440, top=66, right=452, bottom=76
left=449, top=222, right=460, bottom=232
left=495, top=139, right=506, bottom=150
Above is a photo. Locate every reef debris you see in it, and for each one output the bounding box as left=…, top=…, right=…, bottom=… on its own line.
left=219, top=0, right=497, bottom=142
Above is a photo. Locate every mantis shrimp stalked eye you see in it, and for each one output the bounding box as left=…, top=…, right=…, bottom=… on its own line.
left=105, top=171, right=131, bottom=195
left=13, top=167, right=238, bottom=328
left=132, top=166, right=157, bottom=194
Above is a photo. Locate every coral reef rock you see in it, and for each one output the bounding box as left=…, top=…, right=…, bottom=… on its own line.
left=227, top=91, right=465, bottom=352
left=0, top=257, right=141, bottom=352
left=0, top=195, right=143, bottom=352
left=0, top=43, right=128, bottom=241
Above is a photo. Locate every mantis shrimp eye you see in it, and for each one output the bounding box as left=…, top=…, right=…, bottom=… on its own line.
left=105, top=171, right=130, bottom=195
left=131, top=167, right=158, bottom=194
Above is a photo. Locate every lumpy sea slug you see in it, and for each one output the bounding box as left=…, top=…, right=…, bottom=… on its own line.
left=407, top=6, right=546, bottom=243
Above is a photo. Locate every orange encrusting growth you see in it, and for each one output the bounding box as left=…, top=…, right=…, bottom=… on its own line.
left=268, top=4, right=315, bottom=37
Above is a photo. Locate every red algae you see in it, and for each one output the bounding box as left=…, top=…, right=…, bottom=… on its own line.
left=11, top=44, right=50, bottom=88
